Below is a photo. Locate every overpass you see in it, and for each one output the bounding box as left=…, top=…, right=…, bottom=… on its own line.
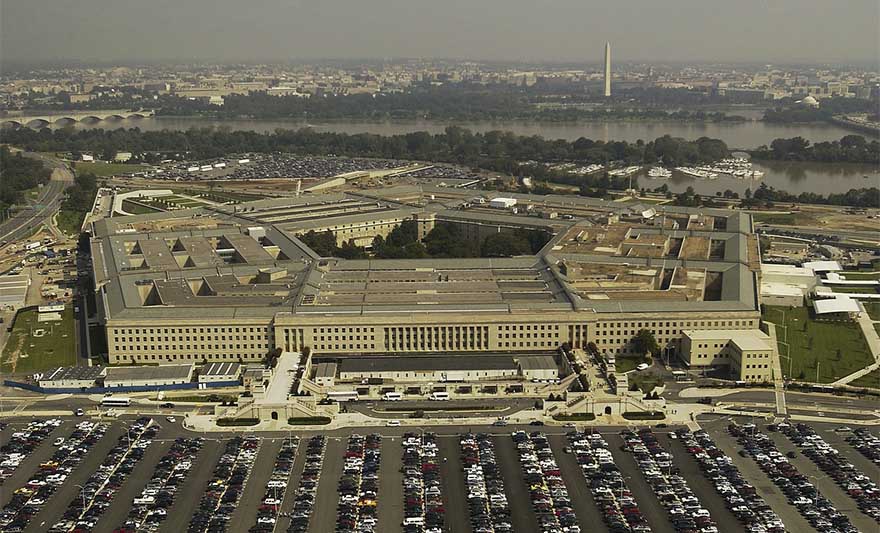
left=0, top=109, right=155, bottom=128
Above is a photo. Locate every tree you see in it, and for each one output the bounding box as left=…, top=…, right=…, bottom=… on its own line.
left=632, top=329, right=659, bottom=356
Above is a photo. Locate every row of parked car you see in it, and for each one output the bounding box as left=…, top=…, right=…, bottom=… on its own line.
left=250, top=436, right=298, bottom=532
left=0, top=419, right=62, bottom=484
left=286, top=435, right=326, bottom=533
left=677, top=429, right=785, bottom=532
left=188, top=436, right=260, bottom=533
left=777, top=423, right=880, bottom=522
left=622, top=429, right=718, bottom=533
left=402, top=432, right=444, bottom=533
left=118, top=436, right=204, bottom=532
left=53, top=417, right=158, bottom=532
left=566, top=431, right=649, bottom=532
left=730, top=423, right=857, bottom=533
left=512, top=431, right=579, bottom=533
left=847, top=427, right=880, bottom=467
left=0, top=421, right=107, bottom=532
left=460, top=433, right=512, bottom=533
left=337, top=434, right=381, bottom=533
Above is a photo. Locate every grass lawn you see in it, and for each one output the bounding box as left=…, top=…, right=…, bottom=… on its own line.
left=751, top=212, right=817, bottom=226
left=849, top=368, right=880, bottom=389
left=615, top=355, right=648, bottom=374
left=839, top=271, right=880, bottom=281
left=863, top=302, right=880, bottom=320
left=121, top=199, right=163, bottom=215
left=763, top=306, right=874, bottom=383
left=1, top=308, right=76, bottom=374
left=73, top=161, right=145, bottom=177
left=629, top=373, right=665, bottom=394
left=830, top=285, right=878, bottom=294
left=56, top=209, right=84, bottom=237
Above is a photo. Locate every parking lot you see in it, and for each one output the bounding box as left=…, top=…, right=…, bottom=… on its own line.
left=0, top=416, right=876, bottom=533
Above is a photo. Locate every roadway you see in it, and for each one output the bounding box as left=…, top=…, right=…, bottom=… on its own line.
left=0, top=152, right=73, bottom=245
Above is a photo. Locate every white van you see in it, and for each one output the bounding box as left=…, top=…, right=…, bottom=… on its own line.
left=403, top=517, right=425, bottom=526
left=428, top=392, right=450, bottom=401
left=382, top=392, right=403, bottom=401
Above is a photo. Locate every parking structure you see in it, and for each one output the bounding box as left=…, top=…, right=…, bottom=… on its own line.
left=676, top=428, right=785, bottom=532
left=250, top=436, right=298, bottom=532
left=117, top=436, right=204, bottom=532
left=847, top=428, right=880, bottom=467
left=566, top=430, right=650, bottom=532
left=0, top=419, right=62, bottom=484
left=187, top=435, right=260, bottom=533
left=0, top=421, right=107, bottom=532
left=729, top=422, right=858, bottom=533
left=286, top=435, right=326, bottom=533
left=512, top=430, right=580, bottom=533
left=777, top=423, right=880, bottom=522
left=460, top=433, right=513, bottom=533
left=50, top=417, right=157, bottom=532
left=402, top=432, right=445, bottom=533
left=622, top=428, right=720, bottom=533
left=336, top=433, right=381, bottom=533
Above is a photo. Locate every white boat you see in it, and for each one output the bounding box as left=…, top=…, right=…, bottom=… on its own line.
left=675, top=166, right=718, bottom=179
left=647, top=167, right=672, bottom=179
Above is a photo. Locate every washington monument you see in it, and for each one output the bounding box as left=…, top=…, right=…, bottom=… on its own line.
left=604, top=41, right=612, bottom=97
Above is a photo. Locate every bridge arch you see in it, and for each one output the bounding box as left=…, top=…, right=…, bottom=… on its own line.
left=25, top=119, right=50, bottom=128
left=0, top=120, right=23, bottom=128
left=79, top=116, right=103, bottom=123
left=54, top=117, right=78, bottom=126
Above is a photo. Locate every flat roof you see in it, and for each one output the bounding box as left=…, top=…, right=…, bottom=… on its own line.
left=314, top=362, right=337, bottom=378
left=201, top=362, right=242, bottom=377
left=39, top=366, right=106, bottom=382
left=516, top=355, right=558, bottom=370
left=104, top=364, right=193, bottom=382
left=338, top=355, right=518, bottom=374
left=814, top=297, right=861, bottom=315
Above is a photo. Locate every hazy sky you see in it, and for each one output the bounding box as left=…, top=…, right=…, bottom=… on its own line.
left=2, top=0, right=878, bottom=66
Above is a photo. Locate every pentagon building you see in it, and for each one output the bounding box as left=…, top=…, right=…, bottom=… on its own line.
left=88, top=187, right=762, bottom=371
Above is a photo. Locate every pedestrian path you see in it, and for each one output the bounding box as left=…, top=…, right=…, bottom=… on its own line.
left=831, top=311, right=880, bottom=386
left=763, top=322, right=787, bottom=416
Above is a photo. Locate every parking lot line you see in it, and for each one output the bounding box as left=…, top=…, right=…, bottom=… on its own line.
left=666, top=435, right=744, bottom=533
left=0, top=420, right=69, bottom=508
left=492, top=435, right=540, bottom=532
left=437, top=436, right=471, bottom=533
left=272, top=436, right=309, bottom=532
left=22, top=424, right=122, bottom=533
left=227, top=437, right=283, bottom=532
left=92, top=438, right=173, bottom=533
left=547, top=434, right=610, bottom=533
left=376, top=437, right=403, bottom=532
left=606, top=433, right=677, bottom=533
left=159, top=438, right=224, bottom=533
left=308, top=436, right=344, bottom=533
left=703, top=419, right=814, bottom=532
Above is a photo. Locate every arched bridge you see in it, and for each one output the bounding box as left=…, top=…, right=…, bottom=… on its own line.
left=1, top=109, right=155, bottom=128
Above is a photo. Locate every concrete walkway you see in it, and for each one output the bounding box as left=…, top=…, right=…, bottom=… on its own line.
left=763, top=322, right=788, bottom=416
left=831, top=311, right=880, bottom=386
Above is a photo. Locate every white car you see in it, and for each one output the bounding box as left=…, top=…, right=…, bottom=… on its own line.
left=386, top=420, right=401, bottom=427
left=53, top=437, right=65, bottom=446
left=165, top=416, right=176, bottom=423
left=636, top=363, right=649, bottom=371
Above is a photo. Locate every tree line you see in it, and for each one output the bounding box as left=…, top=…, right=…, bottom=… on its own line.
left=298, top=220, right=550, bottom=260
left=750, top=135, right=879, bottom=164
left=0, top=146, right=52, bottom=214
left=762, top=96, right=877, bottom=123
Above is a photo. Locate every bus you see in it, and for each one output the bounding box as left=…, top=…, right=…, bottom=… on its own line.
left=671, top=371, right=689, bottom=382
left=428, top=392, right=450, bottom=401
left=100, top=396, right=131, bottom=407
left=382, top=392, right=403, bottom=401
left=327, top=391, right=359, bottom=402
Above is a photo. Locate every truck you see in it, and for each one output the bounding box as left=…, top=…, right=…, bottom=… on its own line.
left=25, top=242, right=41, bottom=251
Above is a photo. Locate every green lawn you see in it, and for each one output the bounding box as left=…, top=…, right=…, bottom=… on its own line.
left=763, top=306, right=874, bottom=383
left=1, top=308, right=77, bottom=374
left=56, top=209, right=84, bottom=237
left=121, top=199, right=163, bottom=215
left=73, top=161, right=145, bottom=177
left=839, top=271, right=880, bottom=281
left=829, top=285, right=878, bottom=294
left=863, top=302, right=880, bottom=320
left=849, top=368, right=880, bottom=389
left=750, top=212, right=816, bottom=226
left=615, top=355, right=648, bottom=373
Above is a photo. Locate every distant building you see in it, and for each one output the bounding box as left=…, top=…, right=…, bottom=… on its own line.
left=114, top=152, right=133, bottom=162
left=604, top=42, right=612, bottom=97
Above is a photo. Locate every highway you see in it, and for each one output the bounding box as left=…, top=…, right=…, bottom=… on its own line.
left=0, top=153, right=73, bottom=245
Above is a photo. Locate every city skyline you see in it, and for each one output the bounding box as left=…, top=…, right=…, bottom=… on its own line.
left=2, top=0, right=878, bottom=66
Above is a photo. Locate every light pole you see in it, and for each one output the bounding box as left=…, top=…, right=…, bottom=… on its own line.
left=74, top=483, right=86, bottom=512
left=816, top=361, right=821, bottom=384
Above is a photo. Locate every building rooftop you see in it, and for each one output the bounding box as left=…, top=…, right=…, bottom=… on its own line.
left=104, top=364, right=194, bottom=382
left=337, top=355, right=518, bottom=374
left=38, top=365, right=106, bottom=382
left=89, top=188, right=760, bottom=321
left=201, top=362, right=242, bottom=377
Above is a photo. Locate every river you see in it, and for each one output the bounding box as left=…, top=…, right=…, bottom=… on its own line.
left=40, top=116, right=880, bottom=195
